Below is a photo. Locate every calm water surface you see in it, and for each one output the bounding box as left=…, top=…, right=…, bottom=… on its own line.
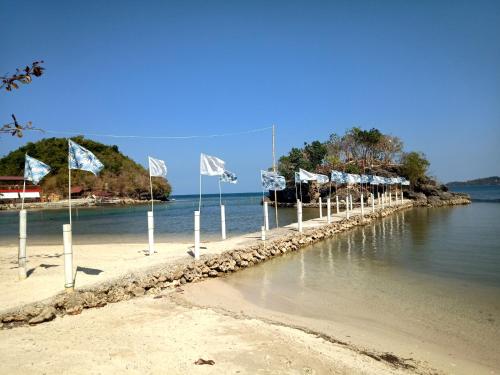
left=213, top=186, right=500, bottom=373
left=0, top=193, right=318, bottom=246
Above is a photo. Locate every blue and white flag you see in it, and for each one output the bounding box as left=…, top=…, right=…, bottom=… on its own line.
left=370, top=175, right=384, bottom=185
left=344, top=173, right=358, bottom=185
left=390, top=177, right=400, bottom=185
left=24, top=154, right=51, bottom=185
left=220, top=170, right=238, bottom=184
left=316, top=174, right=329, bottom=184
left=360, top=174, right=370, bottom=184
left=331, top=170, right=344, bottom=184
left=294, top=172, right=306, bottom=184
left=261, top=170, right=286, bottom=191
left=69, top=140, right=104, bottom=175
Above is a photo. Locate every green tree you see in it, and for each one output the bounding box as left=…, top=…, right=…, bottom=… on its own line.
left=304, top=140, right=327, bottom=169
left=400, top=151, right=430, bottom=185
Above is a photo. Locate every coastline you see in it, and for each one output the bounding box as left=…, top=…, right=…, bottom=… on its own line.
left=1, top=199, right=418, bottom=323
left=0, top=197, right=169, bottom=211
left=0, top=197, right=474, bottom=374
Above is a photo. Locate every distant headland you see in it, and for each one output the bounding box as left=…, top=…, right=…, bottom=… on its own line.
left=447, top=176, right=500, bottom=186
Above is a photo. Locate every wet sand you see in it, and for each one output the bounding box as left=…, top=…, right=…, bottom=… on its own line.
left=0, top=290, right=425, bottom=375
left=179, top=268, right=500, bottom=375
left=0, top=204, right=357, bottom=312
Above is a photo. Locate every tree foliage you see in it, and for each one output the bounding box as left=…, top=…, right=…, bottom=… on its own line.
left=400, top=151, right=430, bottom=185
left=278, top=127, right=425, bottom=185
left=0, top=137, right=172, bottom=199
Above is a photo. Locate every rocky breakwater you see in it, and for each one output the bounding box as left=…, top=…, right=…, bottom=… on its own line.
left=0, top=201, right=413, bottom=329
left=408, top=180, right=471, bottom=207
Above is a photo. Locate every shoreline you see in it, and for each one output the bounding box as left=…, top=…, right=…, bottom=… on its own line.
left=0, top=197, right=473, bottom=374
left=0, top=197, right=170, bottom=212
left=0, top=197, right=471, bottom=324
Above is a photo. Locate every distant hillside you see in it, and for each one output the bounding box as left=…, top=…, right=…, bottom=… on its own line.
left=447, top=176, right=500, bottom=186
left=0, top=137, right=171, bottom=199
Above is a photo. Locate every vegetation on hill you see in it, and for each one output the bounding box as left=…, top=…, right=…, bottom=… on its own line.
left=447, top=176, right=500, bottom=186
left=0, top=137, right=171, bottom=199
left=278, top=127, right=429, bottom=185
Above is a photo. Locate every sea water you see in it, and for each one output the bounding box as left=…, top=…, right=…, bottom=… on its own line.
left=0, top=193, right=319, bottom=246
left=214, top=185, right=500, bottom=372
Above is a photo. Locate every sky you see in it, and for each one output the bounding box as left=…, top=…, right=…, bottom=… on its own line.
left=1, top=0, right=499, bottom=194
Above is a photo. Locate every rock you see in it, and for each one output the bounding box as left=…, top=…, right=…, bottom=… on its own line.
left=131, top=286, right=145, bottom=297
left=208, top=270, right=218, bottom=277
left=28, top=307, right=56, bottom=325
left=81, top=291, right=107, bottom=308
left=107, top=286, right=128, bottom=303
left=22, top=305, right=42, bottom=318
left=2, top=314, right=26, bottom=323
left=157, top=275, right=167, bottom=282
left=64, top=293, right=85, bottom=315
left=179, top=277, right=186, bottom=285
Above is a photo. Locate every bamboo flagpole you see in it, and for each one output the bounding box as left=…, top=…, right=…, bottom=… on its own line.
left=66, top=140, right=104, bottom=291
left=149, top=172, right=154, bottom=213
left=272, top=125, right=279, bottom=228
left=21, top=179, right=26, bottom=210
left=148, top=157, right=168, bottom=255
left=19, top=155, right=51, bottom=280
left=68, top=158, right=72, bottom=226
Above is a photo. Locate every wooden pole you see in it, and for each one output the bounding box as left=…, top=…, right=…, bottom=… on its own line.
left=327, top=197, right=331, bottom=223
left=149, top=172, right=154, bottom=213
left=272, top=125, right=278, bottom=228
left=297, top=199, right=303, bottom=233
left=264, top=201, right=269, bottom=230
left=21, top=179, right=26, bottom=210
left=194, top=211, right=200, bottom=260
left=68, top=166, right=72, bottom=226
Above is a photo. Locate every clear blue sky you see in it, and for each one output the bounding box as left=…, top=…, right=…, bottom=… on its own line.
left=1, top=0, right=499, bottom=194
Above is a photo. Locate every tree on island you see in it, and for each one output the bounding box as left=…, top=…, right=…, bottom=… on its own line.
left=400, top=151, right=430, bottom=187
left=1, top=61, right=45, bottom=137
left=0, top=136, right=172, bottom=200
left=278, top=127, right=408, bottom=181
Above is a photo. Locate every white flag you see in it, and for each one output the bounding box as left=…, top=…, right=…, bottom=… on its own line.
left=200, top=153, right=225, bottom=176
left=298, top=168, right=318, bottom=181
left=149, top=156, right=167, bottom=178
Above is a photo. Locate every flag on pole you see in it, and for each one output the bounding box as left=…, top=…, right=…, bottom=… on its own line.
left=389, top=177, right=400, bottom=185
left=24, top=154, right=51, bottom=185
left=149, top=157, right=167, bottom=178
left=331, top=170, right=344, bottom=183
left=298, top=168, right=317, bottom=182
left=68, top=140, right=104, bottom=175
left=344, top=173, right=358, bottom=185
left=360, top=174, right=370, bottom=184
left=220, top=170, right=238, bottom=184
left=316, top=174, right=329, bottom=184
left=261, top=171, right=286, bottom=191
left=370, top=175, right=384, bottom=185
left=200, top=153, right=225, bottom=176
left=294, top=172, right=304, bottom=184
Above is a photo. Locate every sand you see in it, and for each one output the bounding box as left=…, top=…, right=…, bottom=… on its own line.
left=0, top=203, right=362, bottom=312
left=1, top=200, right=442, bottom=374
left=0, top=290, right=422, bottom=375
